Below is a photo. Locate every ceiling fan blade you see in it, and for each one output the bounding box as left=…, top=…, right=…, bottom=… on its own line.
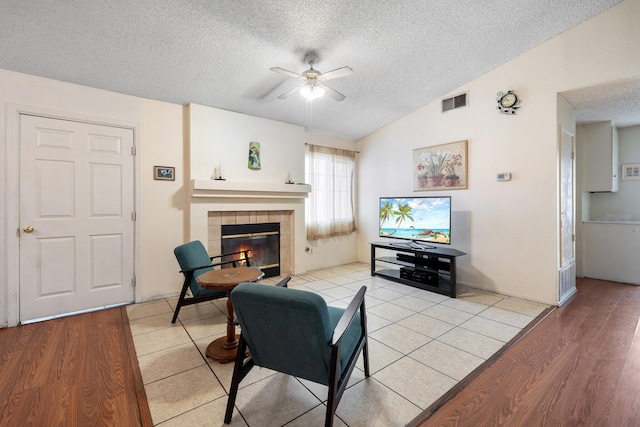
left=269, top=67, right=304, bottom=80
left=277, top=85, right=303, bottom=100
left=319, top=66, right=353, bottom=81
left=322, top=85, right=346, bottom=101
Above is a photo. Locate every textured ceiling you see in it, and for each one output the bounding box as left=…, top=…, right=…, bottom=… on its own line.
left=0, top=0, right=629, bottom=139
left=561, top=76, right=640, bottom=128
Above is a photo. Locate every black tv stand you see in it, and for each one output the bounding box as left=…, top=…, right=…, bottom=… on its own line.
left=371, top=241, right=466, bottom=297
left=411, top=241, right=435, bottom=250
left=390, top=241, right=435, bottom=250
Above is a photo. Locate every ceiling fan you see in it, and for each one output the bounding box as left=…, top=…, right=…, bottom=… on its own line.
left=270, top=53, right=353, bottom=101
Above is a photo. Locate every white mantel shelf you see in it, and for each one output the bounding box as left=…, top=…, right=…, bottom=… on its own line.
left=192, top=179, right=311, bottom=199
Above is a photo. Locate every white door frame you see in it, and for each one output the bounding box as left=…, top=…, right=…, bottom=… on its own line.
left=5, top=104, right=142, bottom=327
left=557, top=124, right=577, bottom=304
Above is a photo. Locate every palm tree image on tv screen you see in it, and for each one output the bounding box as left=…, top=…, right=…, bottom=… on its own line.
left=379, top=197, right=451, bottom=245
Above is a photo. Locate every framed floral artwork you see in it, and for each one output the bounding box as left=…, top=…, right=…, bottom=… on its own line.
left=413, top=140, right=468, bottom=191
left=621, top=163, right=640, bottom=180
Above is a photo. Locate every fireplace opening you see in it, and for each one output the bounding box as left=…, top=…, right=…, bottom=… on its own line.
left=221, top=223, right=280, bottom=278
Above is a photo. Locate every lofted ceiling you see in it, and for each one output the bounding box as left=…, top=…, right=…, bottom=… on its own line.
left=0, top=0, right=630, bottom=140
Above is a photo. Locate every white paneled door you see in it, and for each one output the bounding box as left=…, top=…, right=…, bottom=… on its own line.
left=19, top=114, right=135, bottom=322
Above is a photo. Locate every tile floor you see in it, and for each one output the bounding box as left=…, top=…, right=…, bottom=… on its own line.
left=127, top=262, right=549, bottom=427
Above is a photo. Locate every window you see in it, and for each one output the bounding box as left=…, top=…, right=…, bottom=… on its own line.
left=305, top=144, right=357, bottom=240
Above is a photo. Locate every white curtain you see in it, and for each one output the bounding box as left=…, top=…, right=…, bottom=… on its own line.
left=305, top=144, right=357, bottom=240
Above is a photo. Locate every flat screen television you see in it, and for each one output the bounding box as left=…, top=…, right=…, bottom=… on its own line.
left=379, top=196, right=451, bottom=247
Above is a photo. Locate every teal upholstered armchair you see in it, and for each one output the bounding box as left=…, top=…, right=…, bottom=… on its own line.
left=172, top=240, right=253, bottom=323
left=224, top=281, right=369, bottom=427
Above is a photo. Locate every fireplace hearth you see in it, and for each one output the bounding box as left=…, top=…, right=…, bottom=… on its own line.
left=221, top=223, right=280, bottom=278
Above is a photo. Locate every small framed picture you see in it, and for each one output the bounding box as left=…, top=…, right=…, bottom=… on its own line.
left=154, top=166, right=175, bottom=181
left=621, top=164, right=640, bottom=180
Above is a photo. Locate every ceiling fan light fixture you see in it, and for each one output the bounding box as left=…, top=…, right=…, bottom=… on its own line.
left=271, top=53, right=351, bottom=101
left=300, top=84, right=325, bottom=101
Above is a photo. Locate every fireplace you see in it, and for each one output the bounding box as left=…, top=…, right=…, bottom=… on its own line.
left=221, top=223, right=280, bottom=278
left=207, top=210, right=294, bottom=277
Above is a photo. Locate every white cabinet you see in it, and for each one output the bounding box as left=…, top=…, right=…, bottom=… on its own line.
left=582, top=121, right=619, bottom=192
left=583, top=222, right=640, bottom=285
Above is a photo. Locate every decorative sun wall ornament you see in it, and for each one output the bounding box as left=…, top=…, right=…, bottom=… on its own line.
left=496, top=90, right=521, bottom=115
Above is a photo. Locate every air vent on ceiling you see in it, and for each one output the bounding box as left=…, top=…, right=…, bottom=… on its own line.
left=442, top=92, right=467, bottom=112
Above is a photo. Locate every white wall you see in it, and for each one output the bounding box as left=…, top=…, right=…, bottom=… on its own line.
left=138, top=100, right=189, bottom=301
left=189, top=104, right=306, bottom=184
left=356, top=0, right=640, bottom=304
left=188, top=104, right=309, bottom=274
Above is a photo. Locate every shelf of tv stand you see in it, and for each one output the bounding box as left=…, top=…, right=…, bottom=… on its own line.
left=370, top=242, right=466, bottom=298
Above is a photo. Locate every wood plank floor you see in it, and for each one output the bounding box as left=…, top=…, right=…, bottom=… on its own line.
left=411, top=278, right=640, bottom=427
left=1, top=278, right=637, bottom=426
left=0, top=306, right=152, bottom=426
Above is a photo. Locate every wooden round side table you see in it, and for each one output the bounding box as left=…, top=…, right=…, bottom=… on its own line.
left=196, top=266, right=264, bottom=363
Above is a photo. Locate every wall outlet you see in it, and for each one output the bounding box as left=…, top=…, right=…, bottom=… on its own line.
left=305, top=247, right=314, bottom=254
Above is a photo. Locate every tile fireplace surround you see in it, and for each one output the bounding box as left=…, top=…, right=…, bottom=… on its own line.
left=207, top=210, right=294, bottom=276
left=190, top=179, right=310, bottom=276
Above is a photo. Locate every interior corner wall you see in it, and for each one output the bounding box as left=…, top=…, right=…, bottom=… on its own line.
left=187, top=104, right=311, bottom=273
left=356, top=0, right=640, bottom=305
left=187, top=104, right=359, bottom=274
left=188, top=103, right=307, bottom=184
left=138, top=99, right=189, bottom=301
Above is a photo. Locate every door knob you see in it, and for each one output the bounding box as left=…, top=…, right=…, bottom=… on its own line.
left=23, top=225, right=34, bottom=233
